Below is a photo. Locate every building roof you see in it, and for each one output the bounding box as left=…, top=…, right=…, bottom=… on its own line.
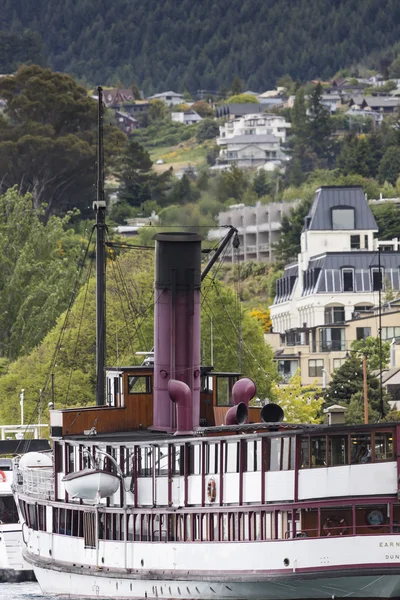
left=149, top=91, right=183, bottom=99
left=306, top=251, right=400, bottom=294
left=305, top=186, right=378, bottom=231
left=215, top=103, right=265, bottom=117
left=350, top=95, right=400, bottom=109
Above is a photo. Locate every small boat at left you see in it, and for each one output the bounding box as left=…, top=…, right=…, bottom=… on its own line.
left=0, top=436, right=50, bottom=582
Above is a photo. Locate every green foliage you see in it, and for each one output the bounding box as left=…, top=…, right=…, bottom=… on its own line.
left=371, top=202, right=400, bottom=240
left=0, top=65, right=125, bottom=219
left=191, top=101, right=214, bottom=118
left=215, top=166, right=249, bottom=202
left=6, top=2, right=400, bottom=92
left=114, top=140, right=171, bottom=211
left=0, top=30, right=46, bottom=72
left=132, top=122, right=197, bottom=149
left=378, top=146, right=400, bottom=185
left=350, top=337, right=390, bottom=371
left=273, top=370, right=323, bottom=423
left=324, top=356, right=391, bottom=424
left=227, top=94, right=259, bottom=104
left=274, top=198, right=312, bottom=265
left=0, top=252, right=278, bottom=423
left=231, top=76, right=243, bottom=96
left=148, top=100, right=169, bottom=123
left=195, top=119, right=219, bottom=143
left=0, top=188, right=84, bottom=359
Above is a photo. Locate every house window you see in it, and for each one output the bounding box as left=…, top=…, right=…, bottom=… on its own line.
left=350, top=235, right=360, bottom=249
left=364, top=235, right=369, bottom=249
left=332, top=208, right=355, bottom=230
left=342, top=269, right=354, bottom=291
left=320, top=328, right=345, bottom=351
left=371, top=268, right=383, bottom=291
left=324, top=306, right=345, bottom=324
left=356, top=327, right=371, bottom=340
left=333, top=358, right=346, bottom=370
left=382, top=327, right=400, bottom=340
left=309, top=359, right=324, bottom=378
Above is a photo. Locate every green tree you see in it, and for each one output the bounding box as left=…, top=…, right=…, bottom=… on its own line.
left=350, top=337, right=390, bottom=371
left=273, top=370, right=323, bottom=423
left=0, top=188, right=84, bottom=359
left=231, top=76, right=243, bottom=96
left=216, top=166, right=249, bottom=202
left=0, top=252, right=278, bottom=423
left=306, top=83, right=333, bottom=163
left=0, top=65, right=125, bottom=219
left=148, top=99, right=168, bottom=123
left=191, top=101, right=214, bottom=118
left=273, top=198, right=312, bottom=265
left=291, top=87, right=307, bottom=138
left=131, top=82, right=142, bottom=100
left=195, top=119, right=219, bottom=142
left=227, top=93, right=259, bottom=104
left=372, top=202, right=400, bottom=240
left=378, top=146, right=400, bottom=185
left=324, top=356, right=391, bottom=424
left=116, top=140, right=171, bottom=211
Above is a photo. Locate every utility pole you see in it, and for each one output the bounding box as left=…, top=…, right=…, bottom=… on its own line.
left=363, top=353, right=369, bottom=425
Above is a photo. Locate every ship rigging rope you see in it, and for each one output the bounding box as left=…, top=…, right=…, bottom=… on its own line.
left=15, top=226, right=96, bottom=454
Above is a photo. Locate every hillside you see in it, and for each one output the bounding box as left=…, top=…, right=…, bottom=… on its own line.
left=2, top=0, right=400, bottom=93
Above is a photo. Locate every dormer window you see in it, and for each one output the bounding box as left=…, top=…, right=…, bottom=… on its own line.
left=332, top=207, right=355, bottom=230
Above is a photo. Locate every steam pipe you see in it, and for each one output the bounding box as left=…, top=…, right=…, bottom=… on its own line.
left=168, top=380, right=192, bottom=434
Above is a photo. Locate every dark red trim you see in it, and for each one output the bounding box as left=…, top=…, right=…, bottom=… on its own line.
left=133, top=446, right=138, bottom=508
left=201, top=442, right=206, bottom=508
left=63, top=443, right=69, bottom=503
left=168, top=445, right=172, bottom=507
left=219, top=440, right=224, bottom=506
left=184, top=442, right=189, bottom=507
left=294, top=436, right=300, bottom=502
left=239, top=439, right=244, bottom=506
left=261, top=437, right=266, bottom=504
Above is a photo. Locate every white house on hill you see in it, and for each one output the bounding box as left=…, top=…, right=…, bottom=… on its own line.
left=216, top=113, right=290, bottom=168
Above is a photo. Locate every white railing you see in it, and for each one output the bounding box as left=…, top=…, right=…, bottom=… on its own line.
left=13, top=459, right=54, bottom=501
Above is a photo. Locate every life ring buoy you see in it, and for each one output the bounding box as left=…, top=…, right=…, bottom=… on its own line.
left=207, top=478, right=216, bottom=503
left=322, top=517, right=348, bottom=537
left=0, top=471, right=6, bottom=483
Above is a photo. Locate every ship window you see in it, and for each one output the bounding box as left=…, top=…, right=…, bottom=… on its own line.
left=188, top=444, right=201, bottom=475
left=269, top=438, right=281, bottom=471
left=137, top=446, right=152, bottom=477
left=0, top=495, right=18, bottom=525
left=375, top=432, right=393, bottom=461
left=128, top=375, right=152, bottom=394
left=300, top=436, right=310, bottom=468
left=155, top=446, right=168, bottom=477
left=216, top=376, right=237, bottom=406
left=310, top=436, right=326, bottom=467
left=171, top=444, right=184, bottom=476
left=205, top=443, right=219, bottom=475
left=83, top=512, right=96, bottom=548
left=225, top=442, right=239, bottom=473
left=329, top=435, right=349, bottom=466
left=246, top=440, right=261, bottom=472
left=26, top=503, right=37, bottom=530
left=350, top=433, right=371, bottom=464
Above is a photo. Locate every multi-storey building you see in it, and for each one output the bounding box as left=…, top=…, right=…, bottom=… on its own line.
left=270, top=186, right=400, bottom=385
left=208, top=200, right=296, bottom=262
left=216, top=113, right=290, bottom=168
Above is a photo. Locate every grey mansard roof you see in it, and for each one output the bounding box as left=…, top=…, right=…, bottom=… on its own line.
left=305, top=186, right=378, bottom=231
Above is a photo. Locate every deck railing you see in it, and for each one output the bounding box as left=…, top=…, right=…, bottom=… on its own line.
left=13, top=458, right=54, bottom=501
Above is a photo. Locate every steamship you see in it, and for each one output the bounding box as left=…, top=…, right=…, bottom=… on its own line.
left=12, top=91, right=400, bottom=599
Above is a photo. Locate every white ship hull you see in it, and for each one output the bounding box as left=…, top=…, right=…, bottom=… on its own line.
left=26, top=552, right=400, bottom=599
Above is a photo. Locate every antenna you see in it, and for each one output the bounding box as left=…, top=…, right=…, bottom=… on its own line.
left=378, top=245, right=384, bottom=417
left=95, top=87, right=106, bottom=406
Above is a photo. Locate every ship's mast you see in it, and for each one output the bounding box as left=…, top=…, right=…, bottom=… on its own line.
left=95, top=86, right=106, bottom=406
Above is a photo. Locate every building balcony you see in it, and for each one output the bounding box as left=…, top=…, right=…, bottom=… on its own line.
left=259, top=243, right=270, bottom=251
left=246, top=245, right=257, bottom=253
left=319, top=341, right=346, bottom=352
